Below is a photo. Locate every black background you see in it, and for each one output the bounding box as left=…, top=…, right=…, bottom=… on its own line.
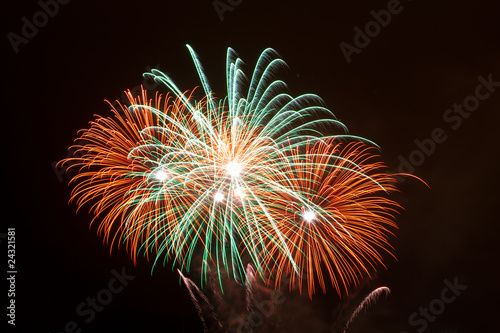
left=2, top=0, right=499, bottom=332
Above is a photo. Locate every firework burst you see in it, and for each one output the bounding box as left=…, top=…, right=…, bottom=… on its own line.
left=253, top=140, right=400, bottom=298
left=61, top=45, right=401, bottom=297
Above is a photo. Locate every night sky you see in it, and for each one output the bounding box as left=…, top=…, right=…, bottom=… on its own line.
left=2, top=0, right=499, bottom=332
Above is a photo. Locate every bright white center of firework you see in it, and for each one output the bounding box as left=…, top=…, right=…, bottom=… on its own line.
left=234, top=186, right=245, bottom=198
left=303, top=210, right=316, bottom=223
left=214, top=192, right=225, bottom=202
left=155, top=170, right=168, bottom=181
left=226, top=161, right=242, bottom=177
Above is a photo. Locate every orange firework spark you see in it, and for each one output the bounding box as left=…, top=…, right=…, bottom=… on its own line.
left=252, top=139, right=401, bottom=298
left=63, top=89, right=205, bottom=264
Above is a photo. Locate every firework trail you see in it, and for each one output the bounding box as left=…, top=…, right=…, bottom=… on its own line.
left=206, top=262, right=224, bottom=306
left=342, top=286, right=391, bottom=333
left=245, top=264, right=256, bottom=314
left=179, top=269, right=223, bottom=332
left=60, top=45, right=402, bottom=298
